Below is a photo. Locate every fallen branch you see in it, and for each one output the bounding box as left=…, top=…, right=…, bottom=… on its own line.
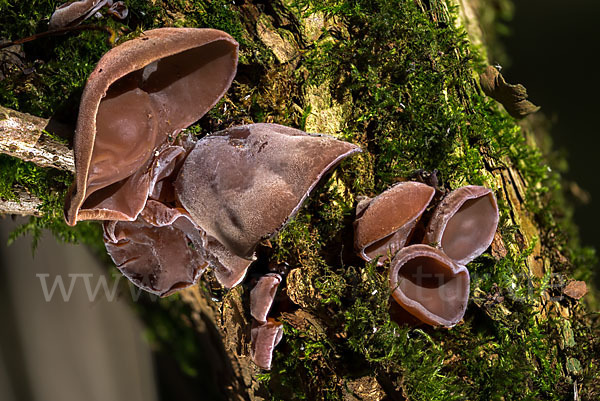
left=0, top=188, right=43, bottom=217
left=0, top=105, right=74, bottom=172
left=0, top=25, right=114, bottom=51
left=0, top=105, right=74, bottom=217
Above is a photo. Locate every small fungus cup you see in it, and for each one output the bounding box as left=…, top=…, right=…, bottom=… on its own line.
left=424, top=185, right=499, bottom=266
left=389, top=244, right=470, bottom=327
left=354, top=181, right=435, bottom=265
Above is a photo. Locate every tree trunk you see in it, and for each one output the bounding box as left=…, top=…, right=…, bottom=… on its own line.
left=1, top=1, right=596, bottom=400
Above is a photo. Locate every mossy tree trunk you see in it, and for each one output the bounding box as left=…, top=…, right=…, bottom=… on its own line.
left=0, top=0, right=597, bottom=400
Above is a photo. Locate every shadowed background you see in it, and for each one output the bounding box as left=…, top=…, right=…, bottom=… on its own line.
left=499, top=0, right=599, bottom=277
left=0, top=218, right=159, bottom=401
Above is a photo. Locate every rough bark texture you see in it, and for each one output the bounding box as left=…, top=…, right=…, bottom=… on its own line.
left=0, top=105, right=74, bottom=173
left=0, top=188, right=42, bottom=216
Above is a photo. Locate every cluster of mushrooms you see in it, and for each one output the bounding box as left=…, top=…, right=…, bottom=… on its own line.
left=63, top=27, right=360, bottom=369
left=62, top=26, right=499, bottom=369
left=354, top=183, right=499, bottom=327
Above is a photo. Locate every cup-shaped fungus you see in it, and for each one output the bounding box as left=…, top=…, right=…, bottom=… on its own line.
left=424, top=185, right=499, bottom=266
left=49, top=0, right=108, bottom=28
left=389, top=244, right=470, bottom=327
left=250, top=273, right=282, bottom=323
left=251, top=319, right=284, bottom=370
left=64, top=28, right=238, bottom=225
left=100, top=132, right=250, bottom=294
left=174, top=123, right=361, bottom=259
left=354, top=182, right=435, bottom=265
left=103, top=200, right=209, bottom=296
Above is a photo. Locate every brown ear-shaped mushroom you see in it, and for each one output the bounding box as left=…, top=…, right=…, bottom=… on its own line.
left=65, top=28, right=238, bottom=226
left=424, top=185, right=499, bottom=266
left=174, top=123, right=361, bottom=259
left=250, top=273, right=282, bottom=323
left=389, top=244, right=469, bottom=327
left=49, top=1, right=128, bottom=28
left=103, top=200, right=209, bottom=297
left=205, top=237, right=253, bottom=289
left=354, top=182, right=435, bottom=265
left=102, top=132, right=252, bottom=293
left=49, top=0, right=108, bottom=29
left=104, top=198, right=254, bottom=294
left=251, top=319, right=284, bottom=370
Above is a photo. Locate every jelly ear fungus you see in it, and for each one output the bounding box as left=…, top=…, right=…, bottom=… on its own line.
left=250, top=273, right=282, bottom=323
left=49, top=0, right=107, bottom=28
left=103, top=201, right=209, bottom=297
left=389, top=245, right=470, bottom=327
left=64, top=28, right=238, bottom=225
left=354, top=182, right=499, bottom=327
left=49, top=0, right=128, bottom=29
left=175, top=123, right=361, bottom=259
left=424, top=185, right=499, bottom=266
left=354, top=181, right=435, bottom=265
left=249, top=273, right=284, bottom=369
left=250, top=319, right=284, bottom=370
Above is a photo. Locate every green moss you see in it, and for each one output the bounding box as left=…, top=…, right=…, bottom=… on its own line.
left=261, top=0, right=598, bottom=399
left=0, top=154, right=103, bottom=253
left=1, top=0, right=597, bottom=399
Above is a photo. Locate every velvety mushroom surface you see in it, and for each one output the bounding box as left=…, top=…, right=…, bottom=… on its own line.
left=49, top=0, right=107, bottom=28
left=354, top=181, right=435, bottom=265
left=204, top=236, right=253, bottom=289
left=65, top=28, right=238, bottom=225
left=175, top=123, right=361, bottom=259
left=250, top=319, right=284, bottom=370
left=389, top=244, right=470, bottom=327
left=49, top=0, right=128, bottom=28
left=250, top=273, right=282, bottom=323
left=424, top=185, right=499, bottom=266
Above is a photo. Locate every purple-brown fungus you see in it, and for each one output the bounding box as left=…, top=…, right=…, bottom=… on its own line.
left=49, top=0, right=127, bottom=29
left=64, top=28, right=238, bottom=225
left=389, top=244, right=470, bottom=327
left=175, top=123, right=361, bottom=259
left=250, top=319, right=284, bottom=370
left=250, top=273, right=282, bottom=323
left=104, top=199, right=254, bottom=294
left=49, top=0, right=106, bottom=28
left=354, top=181, right=435, bottom=265
left=205, top=237, right=254, bottom=289
left=103, top=200, right=208, bottom=296
left=424, top=185, right=499, bottom=266
left=249, top=273, right=283, bottom=369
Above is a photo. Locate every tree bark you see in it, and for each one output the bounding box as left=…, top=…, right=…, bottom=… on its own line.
left=0, top=1, right=593, bottom=400
left=0, top=105, right=74, bottom=173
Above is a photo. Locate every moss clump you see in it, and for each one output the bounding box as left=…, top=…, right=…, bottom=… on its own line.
left=259, top=0, right=598, bottom=399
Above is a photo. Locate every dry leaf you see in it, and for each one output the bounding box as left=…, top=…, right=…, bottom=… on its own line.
left=563, top=280, right=587, bottom=300
left=479, top=66, right=540, bottom=119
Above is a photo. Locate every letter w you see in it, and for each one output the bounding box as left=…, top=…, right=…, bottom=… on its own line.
left=82, top=274, right=120, bottom=302
left=36, top=273, right=78, bottom=302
